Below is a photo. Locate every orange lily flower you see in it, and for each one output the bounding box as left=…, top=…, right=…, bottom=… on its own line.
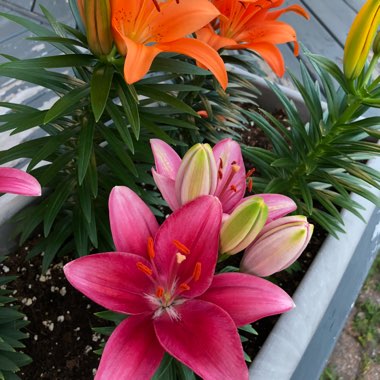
left=196, top=0, right=309, bottom=77
left=110, top=0, right=228, bottom=89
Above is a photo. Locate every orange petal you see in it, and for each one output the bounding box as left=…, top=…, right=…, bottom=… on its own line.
left=266, top=5, right=310, bottom=21
left=245, top=42, right=285, bottom=77
left=158, top=38, right=228, bottom=89
left=122, top=38, right=161, bottom=84
left=196, top=25, right=237, bottom=51
left=150, top=0, right=220, bottom=42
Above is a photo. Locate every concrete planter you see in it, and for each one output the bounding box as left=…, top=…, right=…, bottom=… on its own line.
left=241, top=71, right=380, bottom=380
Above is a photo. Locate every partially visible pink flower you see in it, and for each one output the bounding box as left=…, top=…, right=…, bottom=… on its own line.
left=0, top=167, right=41, bottom=196
left=64, top=188, right=294, bottom=379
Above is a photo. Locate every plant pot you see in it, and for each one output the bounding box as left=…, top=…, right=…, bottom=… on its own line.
left=1, top=71, right=379, bottom=379
left=240, top=72, right=380, bottom=380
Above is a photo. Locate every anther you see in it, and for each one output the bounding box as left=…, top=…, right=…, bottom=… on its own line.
left=147, top=237, right=155, bottom=259
left=247, top=178, right=253, bottom=193
left=246, top=168, right=256, bottom=178
left=156, top=286, right=164, bottom=298
left=231, top=164, right=240, bottom=173
left=230, top=185, right=238, bottom=193
left=218, top=169, right=223, bottom=180
left=136, top=262, right=153, bottom=276
left=219, top=158, right=224, bottom=169
left=192, top=262, right=202, bottom=281
left=173, top=240, right=190, bottom=255
left=179, top=283, right=190, bottom=291
left=152, top=0, right=160, bottom=11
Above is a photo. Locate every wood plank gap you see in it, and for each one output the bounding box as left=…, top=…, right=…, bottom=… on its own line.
left=1, top=0, right=49, bottom=25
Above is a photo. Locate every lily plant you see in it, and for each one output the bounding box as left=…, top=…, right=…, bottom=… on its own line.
left=64, top=188, right=295, bottom=379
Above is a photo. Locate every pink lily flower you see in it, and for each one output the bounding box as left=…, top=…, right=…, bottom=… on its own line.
left=0, top=167, right=41, bottom=196
left=151, top=138, right=297, bottom=217
left=64, top=187, right=295, bottom=379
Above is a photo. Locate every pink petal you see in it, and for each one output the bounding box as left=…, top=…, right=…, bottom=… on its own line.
left=64, top=253, right=154, bottom=315
left=199, top=273, right=294, bottom=326
left=96, top=316, right=164, bottom=380
left=154, top=299, right=248, bottom=380
left=240, top=194, right=297, bottom=223
left=109, top=186, right=159, bottom=255
left=153, top=196, right=222, bottom=298
left=150, top=139, right=181, bottom=180
left=0, top=167, right=41, bottom=196
left=213, top=138, right=246, bottom=213
left=152, top=169, right=180, bottom=211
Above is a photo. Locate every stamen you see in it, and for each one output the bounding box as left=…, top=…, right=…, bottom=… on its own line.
left=247, top=177, right=253, bottom=193
left=218, top=169, right=223, bottom=180
left=231, top=164, right=241, bottom=173
left=173, top=240, right=190, bottom=255
left=152, top=0, right=160, bottom=11
left=156, top=286, right=164, bottom=298
left=192, top=262, right=202, bottom=281
left=246, top=168, right=256, bottom=178
left=147, top=236, right=155, bottom=259
left=176, top=252, right=187, bottom=264
left=230, top=185, right=238, bottom=193
left=179, top=283, right=190, bottom=291
left=136, top=262, right=153, bottom=276
left=219, top=158, right=224, bottom=169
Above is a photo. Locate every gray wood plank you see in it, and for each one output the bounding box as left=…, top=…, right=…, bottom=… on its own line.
left=343, top=0, right=365, bottom=12
left=5, top=0, right=34, bottom=10
left=301, top=0, right=357, bottom=46
left=0, top=5, right=29, bottom=41
left=33, top=0, right=75, bottom=25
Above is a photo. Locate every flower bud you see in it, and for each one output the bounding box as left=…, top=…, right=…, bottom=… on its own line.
left=78, top=0, right=113, bottom=56
left=220, top=197, right=268, bottom=255
left=343, top=0, right=380, bottom=79
left=175, top=143, right=217, bottom=205
left=240, top=215, right=314, bottom=277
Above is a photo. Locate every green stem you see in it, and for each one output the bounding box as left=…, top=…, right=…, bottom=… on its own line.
left=361, top=53, right=380, bottom=89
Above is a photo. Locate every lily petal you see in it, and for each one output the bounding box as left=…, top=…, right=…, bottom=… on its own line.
left=154, top=299, right=248, bottom=380
left=213, top=138, right=246, bottom=213
left=158, top=38, right=228, bottom=90
left=154, top=196, right=222, bottom=298
left=96, top=316, right=164, bottom=380
left=152, top=169, right=180, bottom=211
left=64, top=253, right=154, bottom=315
left=109, top=186, right=159, bottom=255
left=199, top=273, right=294, bottom=326
left=150, top=139, right=181, bottom=180
left=0, top=167, right=41, bottom=196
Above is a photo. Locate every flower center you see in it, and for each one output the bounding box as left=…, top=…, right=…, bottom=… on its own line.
left=136, top=237, right=202, bottom=320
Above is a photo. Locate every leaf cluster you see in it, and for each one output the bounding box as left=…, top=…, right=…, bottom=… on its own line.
left=0, top=269, right=31, bottom=379
left=242, top=52, right=380, bottom=236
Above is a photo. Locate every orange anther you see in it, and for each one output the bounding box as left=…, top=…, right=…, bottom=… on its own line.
left=179, top=283, right=190, bottom=291
left=173, top=240, right=190, bottom=255
left=231, top=164, right=240, bottom=173
left=192, top=262, right=202, bottom=281
left=147, top=236, right=155, bottom=259
left=156, top=286, right=164, bottom=298
left=230, top=185, right=238, bottom=193
left=136, top=262, right=153, bottom=276
left=247, top=177, right=253, bottom=193
left=246, top=168, right=256, bottom=178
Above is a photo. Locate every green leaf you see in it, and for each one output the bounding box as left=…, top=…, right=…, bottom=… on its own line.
left=26, top=36, right=85, bottom=48
left=151, top=57, right=209, bottom=76
left=72, top=207, right=89, bottom=257
left=91, top=64, right=114, bottom=122
left=94, top=311, right=127, bottom=324
left=43, top=179, right=74, bottom=236
left=152, top=355, right=176, bottom=380
left=298, top=178, right=313, bottom=214
left=0, top=54, right=95, bottom=70
left=44, top=85, right=90, bottom=123
left=117, top=82, right=140, bottom=139
left=0, top=354, right=19, bottom=372
left=77, top=117, right=95, bottom=184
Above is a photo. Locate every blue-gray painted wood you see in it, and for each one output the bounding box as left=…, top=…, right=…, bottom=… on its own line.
left=291, top=208, right=380, bottom=380
left=343, top=0, right=365, bottom=12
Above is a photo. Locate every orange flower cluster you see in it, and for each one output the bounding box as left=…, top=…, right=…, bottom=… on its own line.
left=79, top=0, right=309, bottom=86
